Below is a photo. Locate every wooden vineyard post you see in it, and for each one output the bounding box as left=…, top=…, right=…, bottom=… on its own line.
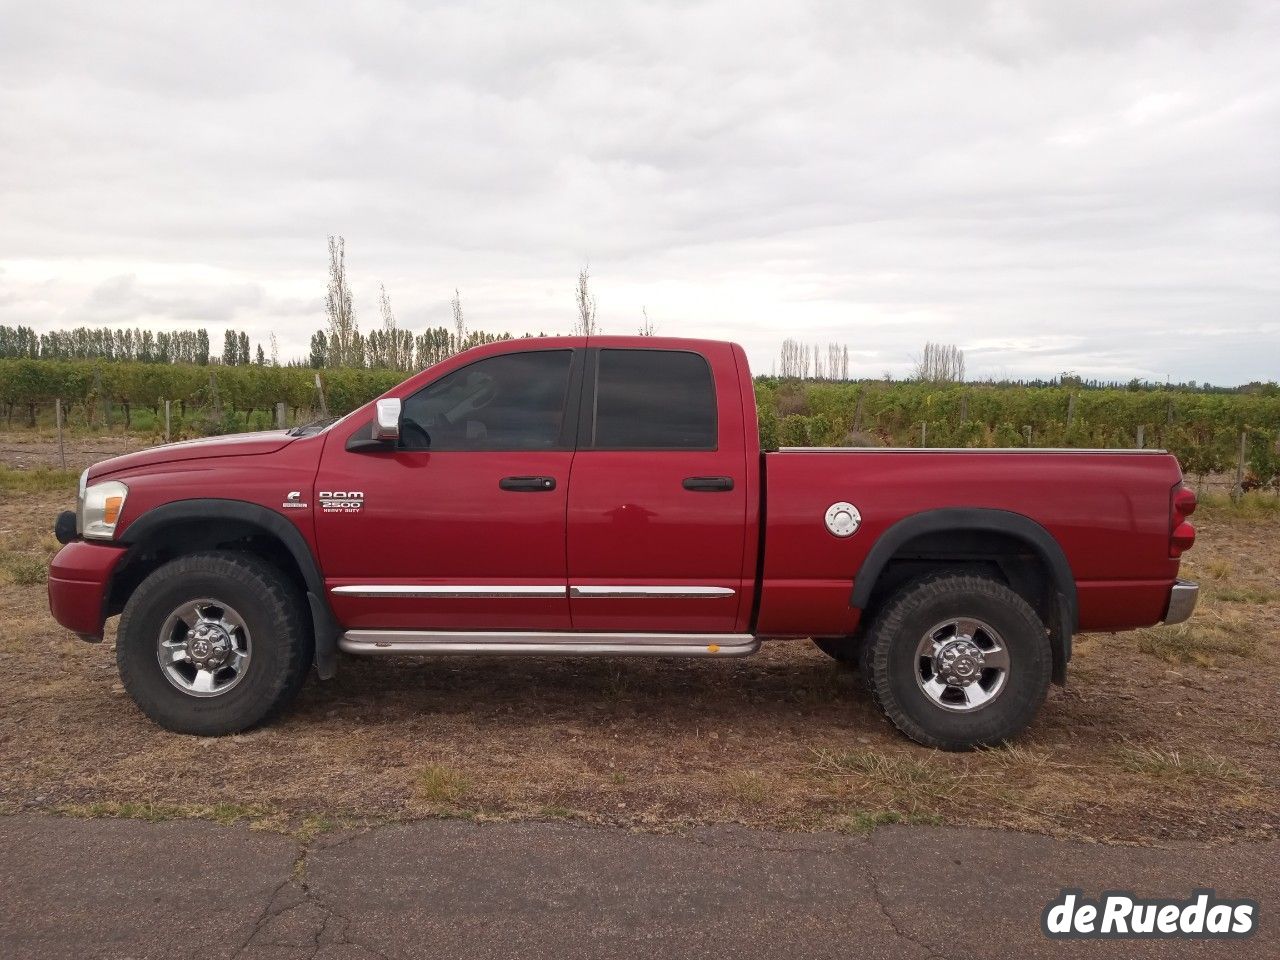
left=1231, top=431, right=1246, bottom=504
left=314, top=373, right=329, bottom=417
left=55, top=398, right=66, bottom=470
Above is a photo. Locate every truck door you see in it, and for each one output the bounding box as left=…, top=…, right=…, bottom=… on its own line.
left=316, top=347, right=582, bottom=632
left=566, top=344, right=749, bottom=633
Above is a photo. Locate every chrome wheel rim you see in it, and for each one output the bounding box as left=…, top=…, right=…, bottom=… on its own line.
left=156, top=598, right=252, bottom=698
left=914, top=617, right=1009, bottom=712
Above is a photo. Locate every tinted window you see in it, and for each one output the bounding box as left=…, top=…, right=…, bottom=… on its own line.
left=401, top=350, right=572, bottom=451
left=592, top=349, right=717, bottom=449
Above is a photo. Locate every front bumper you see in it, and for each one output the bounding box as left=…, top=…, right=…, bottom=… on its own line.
left=47, top=541, right=127, bottom=641
left=1162, top=580, right=1199, bottom=625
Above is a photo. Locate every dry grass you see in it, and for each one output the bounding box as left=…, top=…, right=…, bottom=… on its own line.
left=812, top=749, right=962, bottom=794
left=810, top=749, right=976, bottom=817
left=1196, top=491, right=1280, bottom=517
left=1114, top=745, right=1250, bottom=783
left=1, top=551, right=48, bottom=585
left=53, top=800, right=268, bottom=825
left=0, top=465, right=79, bottom=495
left=833, top=810, right=944, bottom=834
left=1, top=442, right=1278, bottom=844
left=1135, top=610, right=1258, bottom=666
left=978, top=743, right=1054, bottom=771
left=1203, top=558, right=1234, bottom=581
left=415, top=763, right=470, bottom=805
left=0, top=524, right=60, bottom=586
left=1208, top=584, right=1279, bottom=604
left=724, top=769, right=772, bottom=805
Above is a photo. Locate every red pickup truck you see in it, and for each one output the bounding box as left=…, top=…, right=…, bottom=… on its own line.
left=48, top=337, right=1199, bottom=749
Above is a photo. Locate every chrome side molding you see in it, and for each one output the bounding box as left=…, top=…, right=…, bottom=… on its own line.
left=338, top=630, right=759, bottom=658
left=332, top=584, right=736, bottom=600
left=331, top=585, right=564, bottom=598
left=569, top=586, right=735, bottom=599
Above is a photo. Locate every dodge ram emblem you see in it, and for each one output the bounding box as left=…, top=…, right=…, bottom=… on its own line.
left=825, top=501, right=861, bottom=537
left=319, top=490, right=364, bottom=513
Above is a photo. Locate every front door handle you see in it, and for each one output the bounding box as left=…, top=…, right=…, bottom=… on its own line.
left=683, top=476, right=734, bottom=492
left=499, top=476, right=557, bottom=492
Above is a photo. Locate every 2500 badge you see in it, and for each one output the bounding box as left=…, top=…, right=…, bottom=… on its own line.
left=319, top=490, right=364, bottom=513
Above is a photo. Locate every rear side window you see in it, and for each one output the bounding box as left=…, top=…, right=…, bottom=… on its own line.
left=591, top=349, right=717, bottom=449
left=401, top=350, right=573, bottom=451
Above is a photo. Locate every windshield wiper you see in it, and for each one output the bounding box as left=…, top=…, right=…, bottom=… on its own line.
left=288, top=417, right=339, bottom=437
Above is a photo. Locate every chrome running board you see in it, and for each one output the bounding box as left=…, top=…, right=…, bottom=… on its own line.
left=338, top=630, right=759, bottom=658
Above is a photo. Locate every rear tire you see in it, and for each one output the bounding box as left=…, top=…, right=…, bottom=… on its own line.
left=859, top=573, right=1050, bottom=750
left=116, top=551, right=312, bottom=735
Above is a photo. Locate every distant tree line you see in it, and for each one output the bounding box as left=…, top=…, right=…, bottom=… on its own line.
left=303, top=236, right=539, bottom=371
left=913, top=341, right=966, bottom=383
left=0, top=325, right=213, bottom=364
left=0, top=320, right=526, bottom=372
left=778, top=339, right=852, bottom=379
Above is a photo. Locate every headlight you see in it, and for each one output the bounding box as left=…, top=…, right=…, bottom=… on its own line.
left=75, top=469, right=88, bottom=534
left=80, top=480, right=129, bottom=540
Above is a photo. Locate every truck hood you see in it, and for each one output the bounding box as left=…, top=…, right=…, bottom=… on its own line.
left=87, top=430, right=297, bottom=481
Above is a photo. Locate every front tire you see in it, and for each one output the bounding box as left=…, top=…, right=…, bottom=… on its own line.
left=116, top=551, right=312, bottom=735
left=859, top=573, right=1051, bottom=750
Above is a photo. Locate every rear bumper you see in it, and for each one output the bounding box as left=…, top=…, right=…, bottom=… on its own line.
left=47, top=541, right=127, bottom=641
left=1163, top=580, right=1199, bottom=625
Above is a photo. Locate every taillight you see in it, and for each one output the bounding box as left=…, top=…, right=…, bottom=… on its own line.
left=1170, top=485, right=1197, bottom=558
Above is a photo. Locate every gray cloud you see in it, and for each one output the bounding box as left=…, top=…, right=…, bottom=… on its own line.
left=0, top=0, right=1277, bottom=383
left=82, top=275, right=264, bottom=324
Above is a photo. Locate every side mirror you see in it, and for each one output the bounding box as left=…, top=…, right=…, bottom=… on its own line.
left=374, top=398, right=401, bottom=442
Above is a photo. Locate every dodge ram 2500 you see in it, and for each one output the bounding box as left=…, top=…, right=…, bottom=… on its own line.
left=48, top=336, right=1199, bottom=748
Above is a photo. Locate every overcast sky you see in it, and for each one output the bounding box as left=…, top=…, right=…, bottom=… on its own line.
left=2, top=1, right=1277, bottom=383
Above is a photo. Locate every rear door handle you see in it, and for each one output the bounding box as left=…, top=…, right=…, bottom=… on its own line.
left=683, top=476, right=734, bottom=492
left=499, top=476, right=557, bottom=492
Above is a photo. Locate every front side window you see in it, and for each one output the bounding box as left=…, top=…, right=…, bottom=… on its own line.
left=591, top=349, right=717, bottom=449
left=400, top=350, right=573, bottom=451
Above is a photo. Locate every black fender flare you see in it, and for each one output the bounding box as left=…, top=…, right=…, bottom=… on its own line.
left=118, top=499, right=340, bottom=679
left=850, top=507, right=1077, bottom=681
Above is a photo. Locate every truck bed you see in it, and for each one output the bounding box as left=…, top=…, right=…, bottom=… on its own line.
left=755, top=447, right=1184, bottom=638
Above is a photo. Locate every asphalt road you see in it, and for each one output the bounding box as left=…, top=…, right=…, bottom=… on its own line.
left=0, top=815, right=1273, bottom=959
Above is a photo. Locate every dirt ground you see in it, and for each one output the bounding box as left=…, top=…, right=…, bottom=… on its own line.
left=0, top=430, right=149, bottom=472
left=1, top=436, right=1276, bottom=845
